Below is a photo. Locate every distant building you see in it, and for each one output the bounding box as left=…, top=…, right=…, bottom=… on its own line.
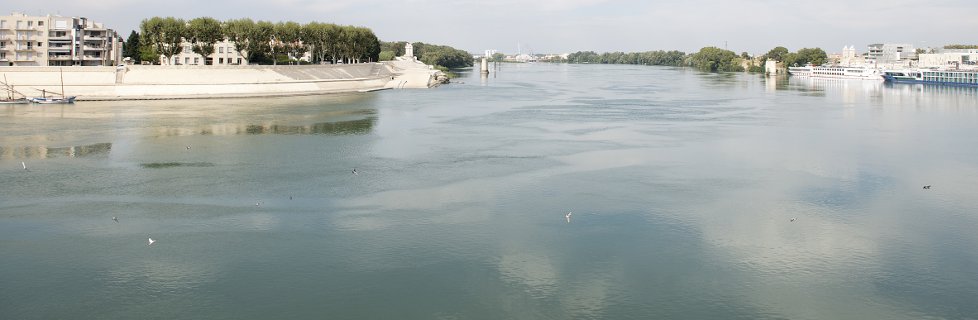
left=162, top=39, right=248, bottom=66
left=866, top=43, right=915, bottom=63
left=0, top=12, right=122, bottom=66
left=918, top=52, right=978, bottom=69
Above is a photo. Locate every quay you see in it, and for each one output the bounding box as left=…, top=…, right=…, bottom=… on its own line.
left=0, top=60, right=444, bottom=101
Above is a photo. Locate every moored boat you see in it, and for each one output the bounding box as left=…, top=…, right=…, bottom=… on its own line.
left=788, top=65, right=883, bottom=80
left=29, top=96, right=76, bottom=104
left=0, top=98, right=29, bottom=104
left=882, top=69, right=978, bottom=87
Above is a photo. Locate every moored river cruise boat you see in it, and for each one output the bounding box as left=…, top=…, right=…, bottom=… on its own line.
left=788, top=65, right=883, bottom=80
left=882, top=69, right=978, bottom=87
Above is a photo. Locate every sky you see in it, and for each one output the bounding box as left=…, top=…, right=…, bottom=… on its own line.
left=7, top=0, right=978, bottom=55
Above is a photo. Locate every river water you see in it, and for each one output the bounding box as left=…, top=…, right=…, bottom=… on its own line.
left=2, top=63, right=977, bottom=319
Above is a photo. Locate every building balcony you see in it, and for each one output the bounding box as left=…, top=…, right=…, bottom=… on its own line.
left=48, top=55, right=73, bottom=60
left=83, top=55, right=103, bottom=60
left=83, top=36, right=106, bottom=41
left=14, top=47, right=38, bottom=52
left=48, top=47, right=71, bottom=52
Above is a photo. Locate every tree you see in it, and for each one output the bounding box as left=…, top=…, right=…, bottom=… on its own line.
left=491, top=52, right=505, bottom=62
left=123, top=30, right=140, bottom=62
left=795, top=47, right=827, bottom=66
left=765, top=46, right=789, bottom=62
left=187, top=17, right=223, bottom=65
left=140, top=17, right=187, bottom=65
left=689, top=47, right=743, bottom=72
left=275, top=21, right=304, bottom=63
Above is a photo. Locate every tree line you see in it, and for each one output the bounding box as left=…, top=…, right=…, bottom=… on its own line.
left=563, top=46, right=827, bottom=73
left=566, top=50, right=687, bottom=66
left=126, top=17, right=381, bottom=65
left=379, top=41, right=474, bottom=69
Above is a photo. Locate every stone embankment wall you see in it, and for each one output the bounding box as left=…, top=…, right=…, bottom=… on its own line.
left=0, top=62, right=440, bottom=101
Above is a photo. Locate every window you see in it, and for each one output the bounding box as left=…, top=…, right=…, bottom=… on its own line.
left=37, top=42, right=42, bottom=47
left=194, top=57, right=199, bottom=64
left=38, top=21, right=43, bottom=26
left=185, top=57, right=189, bottom=64
left=28, top=21, right=33, bottom=27
left=219, top=47, right=224, bottom=53
left=219, top=58, right=224, bottom=64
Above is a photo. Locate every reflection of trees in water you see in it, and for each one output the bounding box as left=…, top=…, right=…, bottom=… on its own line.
left=0, top=142, right=112, bottom=160
left=153, top=117, right=377, bottom=137
left=241, top=117, right=376, bottom=135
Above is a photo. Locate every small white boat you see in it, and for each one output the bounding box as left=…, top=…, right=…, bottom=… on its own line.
left=0, top=98, right=29, bottom=104
left=29, top=96, right=76, bottom=104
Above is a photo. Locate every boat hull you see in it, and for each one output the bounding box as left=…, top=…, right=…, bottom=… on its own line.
left=0, top=98, right=29, bottom=104
left=29, top=96, right=76, bottom=104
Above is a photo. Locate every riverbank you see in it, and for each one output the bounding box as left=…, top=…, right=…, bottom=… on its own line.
left=0, top=61, right=444, bottom=101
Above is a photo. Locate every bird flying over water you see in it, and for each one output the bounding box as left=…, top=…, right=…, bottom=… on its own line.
left=923, top=185, right=931, bottom=189
left=790, top=217, right=797, bottom=222
left=566, top=211, right=572, bottom=223
left=352, top=168, right=358, bottom=175
left=22, top=161, right=27, bottom=171
left=112, top=216, right=118, bottom=223
left=186, top=145, right=191, bottom=150
left=148, top=238, right=156, bottom=246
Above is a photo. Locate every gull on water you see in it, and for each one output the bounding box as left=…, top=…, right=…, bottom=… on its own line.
left=148, top=238, right=156, bottom=246
left=352, top=168, right=358, bottom=175
left=112, top=216, right=119, bottom=223
left=566, top=211, right=572, bottom=223
left=923, top=185, right=931, bottom=189
left=256, top=200, right=262, bottom=207
left=22, top=161, right=28, bottom=171
left=790, top=217, right=797, bottom=222
left=186, top=145, right=191, bottom=150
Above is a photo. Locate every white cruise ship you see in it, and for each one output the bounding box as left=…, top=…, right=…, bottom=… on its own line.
left=788, top=65, right=883, bottom=80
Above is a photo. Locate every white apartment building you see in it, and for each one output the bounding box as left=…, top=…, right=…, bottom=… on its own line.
left=0, top=12, right=121, bottom=66
left=866, top=43, right=916, bottom=63
left=163, top=39, right=248, bottom=66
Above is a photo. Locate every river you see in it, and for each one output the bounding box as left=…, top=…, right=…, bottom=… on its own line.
left=1, top=63, right=977, bottom=319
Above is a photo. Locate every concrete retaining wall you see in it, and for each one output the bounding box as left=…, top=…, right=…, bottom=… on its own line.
left=0, top=64, right=401, bottom=100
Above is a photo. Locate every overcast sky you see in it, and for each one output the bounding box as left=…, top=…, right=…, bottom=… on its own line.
left=7, top=0, right=977, bottom=55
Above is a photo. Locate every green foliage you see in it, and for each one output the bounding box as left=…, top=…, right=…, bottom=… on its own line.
left=689, top=47, right=744, bottom=72
left=765, top=46, right=789, bottom=62
left=123, top=31, right=140, bottom=61
left=274, top=21, right=303, bottom=63
left=794, top=47, right=827, bottom=66
left=187, top=17, right=222, bottom=65
left=566, top=50, right=687, bottom=66
left=491, top=52, right=505, bottom=62
left=140, top=17, right=187, bottom=64
left=944, top=44, right=978, bottom=49
left=379, top=51, right=396, bottom=61
left=410, top=42, right=473, bottom=69
left=380, top=41, right=407, bottom=57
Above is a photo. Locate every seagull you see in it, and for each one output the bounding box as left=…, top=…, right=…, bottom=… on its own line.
left=256, top=200, right=262, bottom=207
left=289, top=195, right=293, bottom=200
left=352, top=168, right=358, bottom=175
left=22, top=161, right=28, bottom=171
left=186, top=145, right=191, bottom=150
left=790, top=217, right=797, bottom=222
left=923, top=185, right=931, bottom=189
left=148, top=238, right=156, bottom=246
left=565, top=211, right=572, bottom=223
left=112, top=216, right=119, bottom=223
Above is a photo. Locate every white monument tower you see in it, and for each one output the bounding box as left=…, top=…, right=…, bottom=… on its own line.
left=404, top=43, right=414, bottom=60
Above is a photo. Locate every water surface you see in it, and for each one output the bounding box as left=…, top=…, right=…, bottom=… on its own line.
left=2, top=64, right=977, bottom=319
